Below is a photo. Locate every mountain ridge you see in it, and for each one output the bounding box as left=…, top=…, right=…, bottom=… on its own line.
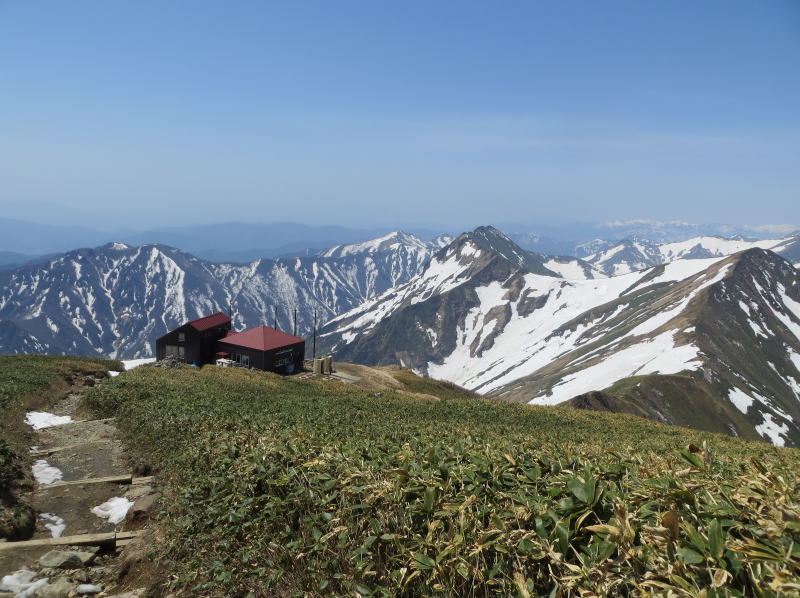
left=0, top=233, right=442, bottom=358
left=320, top=229, right=800, bottom=446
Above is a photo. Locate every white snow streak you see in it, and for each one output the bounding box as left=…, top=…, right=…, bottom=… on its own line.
left=529, top=330, right=702, bottom=405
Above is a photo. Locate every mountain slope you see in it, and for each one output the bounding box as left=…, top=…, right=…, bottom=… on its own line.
left=321, top=228, right=800, bottom=446
left=0, top=233, right=440, bottom=358
left=317, top=227, right=584, bottom=365
left=498, top=249, right=800, bottom=446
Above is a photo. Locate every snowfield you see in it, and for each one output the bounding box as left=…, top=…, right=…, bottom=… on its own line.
left=426, top=258, right=727, bottom=394
left=529, top=330, right=701, bottom=405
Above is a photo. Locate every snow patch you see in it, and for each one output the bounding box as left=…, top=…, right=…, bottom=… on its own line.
left=121, top=357, right=156, bottom=370
left=25, top=411, right=72, bottom=429
left=728, top=387, right=754, bottom=414
left=39, top=512, right=66, bottom=537
left=529, top=330, right=702, bottom=406
left=0, top=570, right=50, bottom=597
left=788, top=348, right=800, bottom=376
left=91, top=496, right=133, bottom=525
left=543, top=259, right=594, bottom=281
left=755, top=412, right=790, bottom=447
left=32, top=460, right=64, bottom=485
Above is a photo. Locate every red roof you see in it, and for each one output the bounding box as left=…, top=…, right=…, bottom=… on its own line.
left=217, top=326, right=304, bottom=352
left=188, top=312, right=231, bottom=332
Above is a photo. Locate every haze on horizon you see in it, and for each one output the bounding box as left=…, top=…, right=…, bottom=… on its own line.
left=1, top=1, right=798, bottom=231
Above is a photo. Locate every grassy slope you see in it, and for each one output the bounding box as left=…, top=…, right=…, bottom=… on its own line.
left=84, top=365, right=800, bottom=597
left=0, top=355, right=121, bottom=539
left=568, top=374, right=762, bottom=442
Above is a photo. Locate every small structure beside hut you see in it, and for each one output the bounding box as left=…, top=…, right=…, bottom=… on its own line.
left=154, top=312, right=305, bottom=374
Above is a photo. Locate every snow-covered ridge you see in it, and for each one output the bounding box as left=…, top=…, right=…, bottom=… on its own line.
left=322, top=240, right=800, bottom=446
left=319, top=231, right=437, bottom=258
left=584, top=235, right=792, bottom=277
left=0, top=233, right=441, bottom=358
left=426, top=257, right=730, bottom=395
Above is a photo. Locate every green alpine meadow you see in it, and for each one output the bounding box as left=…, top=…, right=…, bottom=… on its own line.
left=82, top=364, right=800, bottom=597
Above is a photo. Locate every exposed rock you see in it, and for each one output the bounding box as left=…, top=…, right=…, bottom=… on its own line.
left=76, top=584, right=103, bottom=595
left=39, top=549, right=96, bottom=569
left=127, top=493, right=158, bottom=522
left=72, top=566, right=107, bottom=584
left=132, top=463, right=152, bottom=477
left=151, top=355, right=185, bottom=370
left=124, top=485, right=153, bottom=500
left=33, top=580, right=73, bottom=598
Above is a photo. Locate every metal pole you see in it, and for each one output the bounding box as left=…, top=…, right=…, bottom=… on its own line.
left=312, top=309, right=317, bottom=360
left=273, top=306, right=277, bottom=329
left=293, top=308, right=297, bottom=337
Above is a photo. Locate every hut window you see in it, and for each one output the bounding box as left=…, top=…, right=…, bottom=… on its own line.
left=178, top=332, right=185, bottom=342
left=241, top=355, right=250, bottom=367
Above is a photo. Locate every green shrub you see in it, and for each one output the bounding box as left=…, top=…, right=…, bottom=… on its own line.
left=85, top=366, right=800, bottom=597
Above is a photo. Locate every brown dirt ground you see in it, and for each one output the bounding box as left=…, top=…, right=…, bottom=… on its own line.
left=0, top=382, right=147, bottom=583
left=329, top=362, right=406, bottom=391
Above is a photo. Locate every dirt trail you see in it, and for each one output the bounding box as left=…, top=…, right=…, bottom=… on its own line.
left=0, top=380, right=154, bottom=597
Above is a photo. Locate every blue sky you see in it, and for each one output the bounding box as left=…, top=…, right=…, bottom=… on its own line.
left=0, top=1, right=798, bottom=230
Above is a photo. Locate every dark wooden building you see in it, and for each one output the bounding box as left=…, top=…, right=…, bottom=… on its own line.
left=216, top=326, right=305, bottom=374
left=154, top=312, right=232, bottom=365
left=155, top=313, right=305, bottom=374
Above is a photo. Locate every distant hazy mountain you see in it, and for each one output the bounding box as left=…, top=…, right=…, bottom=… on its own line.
left=0, top=251, right=39, bottom=270
left=581, top=236, right=797, bottom=276
left=501, top=220, right=798, bottom=249
left=320, top=227, right=800, bottom=446
left=0, top=232, right=441, bottom=358
left=0, top=218, right=449, bottom=262
left=0, top=218, right=123, bottom=255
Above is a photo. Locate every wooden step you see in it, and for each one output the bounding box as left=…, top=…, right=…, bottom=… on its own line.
left=60, top=417, right=116, bottom=425
left=0, top=530, right=144, bottom=551
left=30, top=446, right=75, bottom=458
left=42, top=474, right=133, bottom=489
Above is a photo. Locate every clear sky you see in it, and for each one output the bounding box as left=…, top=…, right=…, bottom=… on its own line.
left=0, top=1, right=798, bottom=230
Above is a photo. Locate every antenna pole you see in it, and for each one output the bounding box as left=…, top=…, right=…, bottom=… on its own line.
left=273, top=306, right=277, bottom=329
left=293, top=308, right=297, bottom=337
left=312, top=309, right=317, bottom=360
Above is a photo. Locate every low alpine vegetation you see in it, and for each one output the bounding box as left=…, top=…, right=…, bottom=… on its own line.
left=84, top=365, right=800, bottom=597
